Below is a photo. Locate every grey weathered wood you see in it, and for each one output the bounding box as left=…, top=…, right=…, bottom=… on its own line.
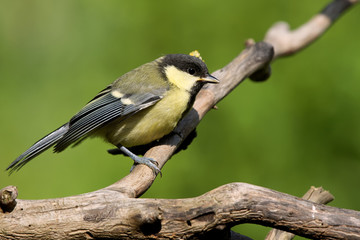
left=265, top=187, right=335, bottom=240
left=1, top=183, right=360, bottom=239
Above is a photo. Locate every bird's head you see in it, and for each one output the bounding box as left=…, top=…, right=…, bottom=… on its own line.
left=159, top=54, right=219, bottom=93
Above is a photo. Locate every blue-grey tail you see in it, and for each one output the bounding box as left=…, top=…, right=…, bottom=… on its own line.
left=6, top=123, right=70, bottom=174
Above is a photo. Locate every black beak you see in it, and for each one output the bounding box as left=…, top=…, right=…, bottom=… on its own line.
left=197, top=74, right=219, bottom=84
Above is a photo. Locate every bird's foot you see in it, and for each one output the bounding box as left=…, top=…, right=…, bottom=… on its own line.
left=116, top=145, right=161, bottom=176
left=130, top=156, right=161, bottom=176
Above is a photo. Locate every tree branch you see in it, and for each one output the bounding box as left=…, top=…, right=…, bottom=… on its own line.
left=265, top=187, right=335, bottom=240
left=1, top=183, right=360, bottom=239
left=264, top=0, right=358, bottom=59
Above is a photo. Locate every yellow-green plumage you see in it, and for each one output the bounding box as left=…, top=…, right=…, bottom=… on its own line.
left=104, top=86, right=190, bottom=147
left=101, top=57, right=197, bottom=147
left=7, top=54, right=218, bottom=174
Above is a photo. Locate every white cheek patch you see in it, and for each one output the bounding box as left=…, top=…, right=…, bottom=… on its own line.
left=165, top=65, right=199, bottom=91
left=111, top=90, right=124, bottom=98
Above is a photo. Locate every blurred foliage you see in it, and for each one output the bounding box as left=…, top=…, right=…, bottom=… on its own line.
left=0, top=0, right=359, bottom=239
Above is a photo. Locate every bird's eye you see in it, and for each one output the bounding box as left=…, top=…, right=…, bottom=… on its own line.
left=187, top=68, right=196, bottom=75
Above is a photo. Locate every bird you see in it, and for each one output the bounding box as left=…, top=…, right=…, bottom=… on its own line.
left=7, top=53, right=219, bottom=175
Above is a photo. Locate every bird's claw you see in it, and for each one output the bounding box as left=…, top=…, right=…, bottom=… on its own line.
left=131, top=156, right=162, bottom=177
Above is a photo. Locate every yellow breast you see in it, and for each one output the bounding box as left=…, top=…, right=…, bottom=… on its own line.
left=103, top=88, right=190, bottom=147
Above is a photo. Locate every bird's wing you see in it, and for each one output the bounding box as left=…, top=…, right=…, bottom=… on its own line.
left=53, top=89, right=163, bottom=152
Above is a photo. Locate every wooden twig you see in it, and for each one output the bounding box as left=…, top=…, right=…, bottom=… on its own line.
left=265, top=187, right=335, bottom=240
left=264, top=0, right=358, bottom=59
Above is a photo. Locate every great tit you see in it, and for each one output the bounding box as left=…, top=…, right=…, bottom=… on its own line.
left=7, top=54, right=218, bottom=175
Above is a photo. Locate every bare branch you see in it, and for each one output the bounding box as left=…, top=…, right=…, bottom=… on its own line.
left=1, top=183, right=360, bottom=239
left=264, top=0, right=358, bottom=58
left=265, top=187, right=335, bottom=240
left=114, top=0, right=360, bottom=199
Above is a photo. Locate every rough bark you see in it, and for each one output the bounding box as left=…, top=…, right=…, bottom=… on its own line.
left=265, top=187, right=335, bottom=240
left=2, top=183, right=360, bottom=240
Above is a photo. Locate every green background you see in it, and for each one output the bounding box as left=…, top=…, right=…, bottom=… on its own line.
left=1, top=1, right=359, bottom=239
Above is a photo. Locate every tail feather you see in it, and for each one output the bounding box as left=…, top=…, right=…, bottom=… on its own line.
left=7, top=123, right=69, bottom=174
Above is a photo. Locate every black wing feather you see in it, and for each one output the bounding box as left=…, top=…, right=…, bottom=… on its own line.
left=69, top=86, right=113, bottom=124
left=54, top=92, right=161, bottom=152
left=7, top=88, right=163, bottom=173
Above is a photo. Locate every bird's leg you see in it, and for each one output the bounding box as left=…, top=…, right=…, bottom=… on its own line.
left=117, top=145, right=161, bottom=176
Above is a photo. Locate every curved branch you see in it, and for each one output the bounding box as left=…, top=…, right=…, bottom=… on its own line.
left=264, top=0, right=358, bottom=59
left=1, top=183, right=360, bottom=239
left=266, top=187, right=335, bottom=240
left=111, top=0, right=359, bottom=199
